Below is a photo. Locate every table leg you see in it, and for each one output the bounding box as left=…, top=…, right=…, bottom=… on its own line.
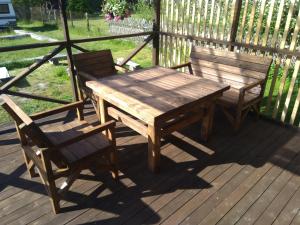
left=98, top=97, right=109, bottom=136
left=147, top=125, right=161, bottom=173
left=201, top=102, right=215, bottom=141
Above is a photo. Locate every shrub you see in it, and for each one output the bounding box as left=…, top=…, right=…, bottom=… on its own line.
left=132, top=0, right=153, bottom=21
left=102, top=0, right=130, bottom=21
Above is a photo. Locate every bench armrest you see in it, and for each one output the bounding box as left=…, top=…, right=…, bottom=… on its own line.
left=240, top=80, right=265, bottom=94
left=54, top=120, right=116, bottom=149
left=237, top=80, right=265, bottom=108
left=170, top=62, right=193, bottom=74
left=30, top=101, right=84, bottom=120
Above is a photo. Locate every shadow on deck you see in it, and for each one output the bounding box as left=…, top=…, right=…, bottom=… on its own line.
left=0, top=107, right=299, bottom=225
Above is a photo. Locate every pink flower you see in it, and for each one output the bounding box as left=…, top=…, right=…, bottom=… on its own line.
left=114, top=16, right=121, bottom=21
left=105, top=13, right=113, bottom=21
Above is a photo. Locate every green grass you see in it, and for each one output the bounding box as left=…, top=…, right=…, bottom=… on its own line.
left=17, top=19, right=109, bottom=40
left=0, top=37, right=54, bottom=70
left=0, top=29, right=15, bottom=36
left=0, top=63, right=73, bottom=124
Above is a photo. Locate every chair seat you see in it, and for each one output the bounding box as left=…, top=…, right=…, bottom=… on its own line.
left=218, top=89, right=259, bottom=106
left=42, top=120, right=110, bottom=164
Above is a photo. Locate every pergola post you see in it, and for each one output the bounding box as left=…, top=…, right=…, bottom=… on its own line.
left=152, top=0, right=161, bottom=66
left=229, top=0, right=242, bottom=51
left=58, top=0, right=79, bottom=101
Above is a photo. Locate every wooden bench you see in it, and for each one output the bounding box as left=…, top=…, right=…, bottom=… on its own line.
left=172, top=46, right=272, bottom=130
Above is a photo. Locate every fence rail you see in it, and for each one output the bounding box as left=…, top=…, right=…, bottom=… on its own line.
left=159, top=0, right=300, bottom=127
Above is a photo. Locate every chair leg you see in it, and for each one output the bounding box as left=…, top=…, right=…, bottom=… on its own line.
left=110, top=149, right=119, bottom=180
left=46, top=179, right=61, bottom=214
left=22, top=149, right=38, bottom=178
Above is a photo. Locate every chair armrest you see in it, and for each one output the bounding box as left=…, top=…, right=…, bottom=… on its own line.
left=170, top=62, right=193, bottom=74
left=54, top=120, right=116, bottom=148
left=30, top=101, right=84, bottom=120
left=115, top=64, right=129, bottom=73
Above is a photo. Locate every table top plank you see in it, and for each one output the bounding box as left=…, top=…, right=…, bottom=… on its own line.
left=87, top=67, right=229, bottom=125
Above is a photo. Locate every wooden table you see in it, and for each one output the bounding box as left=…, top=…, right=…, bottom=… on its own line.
left=86, top=66, right=229, bottom=172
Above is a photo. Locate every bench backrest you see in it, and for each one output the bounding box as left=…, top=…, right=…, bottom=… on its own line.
left=0, top=94, right=52, bottom=148
left=190, top=46, right=272, bottom=90
left=73, top=50, right=117, bottom=79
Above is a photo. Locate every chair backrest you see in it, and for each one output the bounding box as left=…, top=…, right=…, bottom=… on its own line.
left=0, top=94, right=53, bottom=148
left=73, top=50, right=117, bottom=79
left=190, top=46, right=272, bottom=90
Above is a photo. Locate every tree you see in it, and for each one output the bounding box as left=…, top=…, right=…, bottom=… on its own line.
left=12, top=0, right=43, bottom=21
left=67, top=0, right=93, bottom=14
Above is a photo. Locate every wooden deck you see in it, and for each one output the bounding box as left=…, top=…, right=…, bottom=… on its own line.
left=0, top=107, right=300, bottom=225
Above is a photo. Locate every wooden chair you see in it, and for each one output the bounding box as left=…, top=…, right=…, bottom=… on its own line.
left=171, top=46, right=272, bottom=131
left=0, top=94, right=118, bottom=214
left=73, top=50, right=128, bottom=117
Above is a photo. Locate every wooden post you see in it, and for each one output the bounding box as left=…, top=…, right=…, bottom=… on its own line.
left=58, top=0, right=79, bottom=101
left=85, top=12, right=90, bottom=31
left=229, top=0, right=242, bottom=51
left=69, top=11, right=74, bottom=27
left=152, top=0, right=161, bottom=65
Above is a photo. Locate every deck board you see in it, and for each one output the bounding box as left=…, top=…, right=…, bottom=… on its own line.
left=0, top=108, right=299, bottom=225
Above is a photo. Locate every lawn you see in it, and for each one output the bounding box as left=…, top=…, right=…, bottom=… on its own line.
left=0, top=18, right=152, bottom=124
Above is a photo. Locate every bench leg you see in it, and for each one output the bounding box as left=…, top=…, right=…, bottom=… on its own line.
left=252, top=103, right=260, bottom=120
left=234, top=109, right=242, bottom=132
left=147, top=125, right=161, bottom=173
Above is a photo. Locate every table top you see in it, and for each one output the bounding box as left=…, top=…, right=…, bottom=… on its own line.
left=86, top=66, right=229, bottom=125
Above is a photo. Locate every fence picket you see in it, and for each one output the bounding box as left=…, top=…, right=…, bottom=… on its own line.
left=215, top=0, right=222, bottom=39
left=253, top=0, right=267, bottom=45
left=237, top=0, right=249, bottom=42
left=220, top=0, right=230, bottom=41
left=245, top=0, right=257, bottom=44
left=282, top=60, right=300, bottom=122
left=271, top=0, right=285, bottom=48
left=262, top=0, right=276, bottom=47
left=280, top=0, right=296, bottom=49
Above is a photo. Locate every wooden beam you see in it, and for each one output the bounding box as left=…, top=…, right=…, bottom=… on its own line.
left=59, top=0, right=79, bottom=101
left=152, top=0, right=161, bottom=66
left=4, top=90, right=70, bottom=105
left=229, top=0, right=242, bottom=51
left=0, top=33, right=153, bottom=53
left=118, top=35, right=153, bottom=67
left=0, top=41, right=66, bottom=53
left=160, top=32, right=300, bottom=58
left=0, top=45, right=65, bottom=92
left=71, top=32, right=153, bottom=44
left=108, top=107, right=148, bottom=138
